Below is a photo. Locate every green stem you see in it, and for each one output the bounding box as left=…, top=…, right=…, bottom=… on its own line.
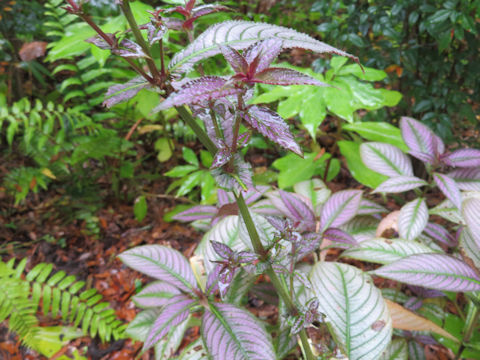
left=455, top=302, right=479, bottom=360
left=121, top=0, right=161, bottom=82
left=175, top=106, right=217, bottom=154
left=209, top=104, right=223, bottom=139
left=236, top=192, right=315, bottom=360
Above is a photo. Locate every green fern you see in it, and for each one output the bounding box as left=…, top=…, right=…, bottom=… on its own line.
left=0, top=257, right=125, bottom=347
left=44, top=0, right=117, bottom=120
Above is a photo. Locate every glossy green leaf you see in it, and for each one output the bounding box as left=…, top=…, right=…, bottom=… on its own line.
left=343, top=122, right=408, bottom=151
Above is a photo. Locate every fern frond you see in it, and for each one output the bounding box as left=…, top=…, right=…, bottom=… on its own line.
left=0, top=261, right=39, bottom=347
left=0, top=258, right=125, bottom=346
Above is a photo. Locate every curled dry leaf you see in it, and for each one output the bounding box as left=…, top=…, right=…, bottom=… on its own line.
left=376, top=210, right=400, bottom=238
left=385, top=299, right=457, bottom=341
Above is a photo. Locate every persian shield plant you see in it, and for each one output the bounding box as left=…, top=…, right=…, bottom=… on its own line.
left=67, top=0, right=480, bottom=359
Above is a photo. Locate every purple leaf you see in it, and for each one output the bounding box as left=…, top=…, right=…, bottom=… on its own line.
left=211, top=241, right=234, bottom=259
left=169, top=21, right=358, bottom=73
left=433, top=173, right=462, bottom=210
left=112, top=39, right=147, bottom=58
left=360, top=142, right=413, bottom=177
left=205, top=264, right=222, bottom=296
left=408, top=150, right=435, bottom=164
left=400, top=117, right=442, bottom=163
left=217, top=189, right=231, bottom=207
left=244, top=185, right=269, bottom=204
left=398, top=198, right=428, bottom=240
left=373, top=176, right=428, bottom=194
left=370, top=253, right=480, bottom=291
left=172, top=205, right=217, bottom=222
left=132, top=281, right=181, bottom=308
left=86, top=34, right=114, bottom=50
left=278, top=190, right=316, bottom=227
left=320, top=190, right=363, bottom=232
left=265, top=216, right=286, bottom=232
left=253, top=67, right=330, bottom=86
left=244, top=38, right=283, bottom=74
left=242, top=106, right=302, bottom=156
left=211, top=145, right=232, bottom=169
left=423, top=222, right=457, bottom=247
left=220, top=45, right=248, bottom=74
left=442, top=149, right=480, bottom=168
left=185, top=4, right=232, bottom=29
left=201, top=303, right=275, bottom=360
left=290, top=316, right=305, bottom=335
left=212, top=153, right=253, bottom=192
left=145, top=22, right=166, bottom=45
left=144, top=295, right=194, bottom=350
left=153, top=76, right=241, bottom=112
left=463, top=197, right=480, bottom=237
left=447, top=168, right=480, bottom=191
left=404, top=297, right=423, bottom=311
left=323, top=227, right=357, bottom=246
left=237, top=251, right=258, bottom=263
left=408, top=285, right=445, bottom=299
left=118, top=245, right=198, bottom=292
left=103, top=77, right=149, bottom=108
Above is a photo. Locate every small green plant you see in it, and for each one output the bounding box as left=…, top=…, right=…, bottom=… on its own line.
left=0, top=257, right=125, bottom=355
left=253, top=57, right=402, bottom=139
left=165, top=147, right=216, bottom=204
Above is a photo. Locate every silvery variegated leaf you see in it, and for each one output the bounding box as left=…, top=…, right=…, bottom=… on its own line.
left=358, top=199, right=387, bottom=216
left=172, top=205, right=217, bottom=222
left=373, top=176, right=428, bottom=194
left=310, top=262, right=392, bottom=360
left=360, top=142, right=413, bottom=177
left=144, top=295, right=195, bottom=350
left=201, top=303, right=275, bottom=360
left=408, top=340, right=426, bottom=360
left=341, top=238, right=436, bottom=265
left=423, top=222, right=456, bottom=247
left=400, top=117, right=443, bottom=163
left=459, top=228, right=480, bottom=272
left=462, top=197, right=480, bottom=237
left=169, top=20, right=357, bottom=73
left=442, top=149, right=480, bottom=168
left=155, top=314, right=191, bottom=360
left=176, top=339, right=208, bottom=360
left=433, top=173, right=462, bottom=210
left=239, top=213, right=276, bottom=250
left=119, top=245, right=198, bottom=292
left=125, top=309, right=161, bottom=342
left=447, top=168, right=480, bottom=191
left=379, top=338, right=408, bottom=360
left=398, top=198, right=428, bottom=240
left=133, top=281, right=181, bottom=308
left=430, top=191, right=480, bottom=224
left=371, top=253, right=480, bottom=292
left=320, top=190, right=363, bottom=232
left=341, top=216, right=379, bottom=243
